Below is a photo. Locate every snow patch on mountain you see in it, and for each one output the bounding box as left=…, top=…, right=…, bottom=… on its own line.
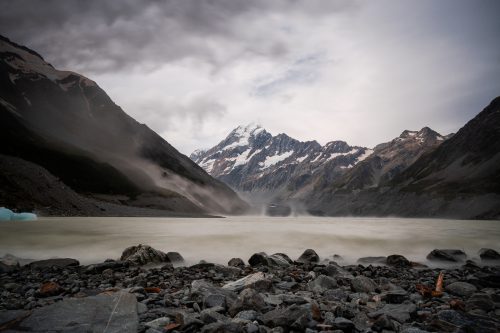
left=261, top=150, right=294, bottom=169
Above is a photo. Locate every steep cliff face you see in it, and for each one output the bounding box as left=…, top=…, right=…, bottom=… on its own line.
left=0, top=35, right=247, bottom=215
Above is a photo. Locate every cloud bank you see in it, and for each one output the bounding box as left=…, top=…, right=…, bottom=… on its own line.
left=1, top=0, right=499, bottom=153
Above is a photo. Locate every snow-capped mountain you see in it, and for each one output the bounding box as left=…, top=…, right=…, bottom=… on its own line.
left=190, top=124, right=372, bottom=192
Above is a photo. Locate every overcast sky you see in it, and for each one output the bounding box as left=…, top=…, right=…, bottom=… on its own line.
left=1, top=0, right=500, bottom=154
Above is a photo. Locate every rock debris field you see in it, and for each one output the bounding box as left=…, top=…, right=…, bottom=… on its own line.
left=1, top=245, right=499, bottom=332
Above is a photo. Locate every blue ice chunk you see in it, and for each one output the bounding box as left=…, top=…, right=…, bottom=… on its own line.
left=0, top=207, right=37, bottom=221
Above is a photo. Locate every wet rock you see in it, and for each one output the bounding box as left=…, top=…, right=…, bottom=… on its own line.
left=12, top=291, right=138, bottom=332
left=369, top=302, right=417, bottom=323
left=120, top=244, right=171, bottom=265
left=0, top=262, right=16, bottom=273
left=466, top=293, right=495, bottom=312
left=307, top=274, right=337, bottom=293
left=86, top=260, right=128, bottom=273
left=479, top=248, right=500, bottom=261
left=248, top=252, right=269, bottom=267
left=223, top=272, right=272, bottom=292
left=350, top=276, right=378, bottom=293
left=29, top=258, right=79, bottom=269
left=228, top=258, right=245, bottom=268
left=445, top=281, right=477, bottom=297
left=166, top=252, right=184, bottom=264
left=201, top=322, right=244, bottom=333
left=190, top=280, right=237, bottom=308
left=248, top=252, right=292, bottom=267
left=203, top=294, right=227, bottom=309
left=234, top=310, right=259, bottom=321
left=145, top=317, right=171, bottom=329
left=324, top=263, right=354, bottom=279
left=297, top=249, right=320, bottom=264
left=357, top=256, right=387, bottom=265
left=200, top=308, right=230, bottom=324
left=386, top=254, right=411, bottom=267
left=385, top=289, right=408, bottom=304
left=371, top=314, right=395, bottom=332
left=426, top=249, right=466, bottom=262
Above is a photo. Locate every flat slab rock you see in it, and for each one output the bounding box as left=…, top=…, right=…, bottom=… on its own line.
left=1, top=292, right=138, bottom=332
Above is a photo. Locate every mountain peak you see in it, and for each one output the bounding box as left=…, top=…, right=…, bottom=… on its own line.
left=232, top=123, right=264, bottom=136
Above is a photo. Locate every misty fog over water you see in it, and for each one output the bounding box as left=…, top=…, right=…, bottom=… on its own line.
left=0, top=217, right=499, bottom=266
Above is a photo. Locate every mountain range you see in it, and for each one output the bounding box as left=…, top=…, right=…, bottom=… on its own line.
left=0, top=35, right=247, bottom=216
left=192, top=99, right=500, bottom=219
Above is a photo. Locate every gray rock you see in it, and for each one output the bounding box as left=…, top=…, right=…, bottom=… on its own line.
left=0, top=262, right=15, bottom=273
left=350, top=276, right=378, bottom=293
left=203, top=294, right=227, bottom=309
left=228, top=288, right=266, bottom=317
left=200, top=308, right=230, bottom=324
left=307, top=274, right=337, bottom=293
left=262, top=304, right=311, bottom=328
left=466, top=293, right=495, bottom=312
left=228, top=258, right=245, bottom=267
left=235, top=310, right=259, bottom=321
left=386, top=254, right=410, bottom=267
left=223, top=272, right=272, bottom=293
left=479, top=248, right=500, bottom=261
left=332, top=317, right=355, bottom=332
left=248, top=252, right=269, bottom=267
left=385, top=289, right=408, bottom=304
left=445, top=281, right=477, bottom=297
left=191, top=280, right=237, bottom=308
left=247, top=252, right=292, bottom=267
left=120, top=244, right=170, bottom=265
left=201, top=322, right=244, bottom=333
left=369, top=302, right=417, bottom=323
left=401, top=327, right=430, bottom=333
left=145, top=317, right=171, bottom=329
left=426, top=249, right=466, bottom=262
left=28, top=258, right=79, bottom=269
left=9, top=291, right=137, bottom=332
left=297, top=249, right=320, bottom=264
left=166, top=251, right=184, bottom=264
left=0, top=310, right=30, bottom=328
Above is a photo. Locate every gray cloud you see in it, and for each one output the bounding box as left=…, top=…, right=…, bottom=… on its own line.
left=1, top=0, right=499, bottom=154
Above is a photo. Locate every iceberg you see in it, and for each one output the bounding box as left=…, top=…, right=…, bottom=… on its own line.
left=0, top=207, right=37, bottom=221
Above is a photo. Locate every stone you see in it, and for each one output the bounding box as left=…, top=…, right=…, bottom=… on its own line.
left=357, top=256, right=387, bottom=265
left=445, top=281, right=477, bottom=297
left=203, top=294, right=227, bottom=309
left=386, top=254, right=411, bottom=267
left=371, top=314, right=394, bottom=331
left=332, top=317, right=355, bottom=332
left=9, top=291, right=138, bottom=332
left=200, top=308, right=230, bottom=324
left=385, top=290, right=408, bottom=304
left=223, top=272, right=272, bottom=292
left=426, top=249, right=466, bottom=262
left=145, top=317, right=171, bottom=329
left=248, top=252, right=269, bottom=267
left=0, top=262, right=15, bottom=273
left=297, top=249, right=320, bottom=264
left=201, top=322, right=244, bottom=333
left=479, top=248, right=500, bottom=261
left=228, top=258, right=245, bottom=267
left=307, top=274, right=338, bottom=293
left=228, top=288, right=266, bottom=317
left=166, top=251, right=184, bottom=264
left=267, top=253, right=293, bottom=267
left=234, top=310, right=259, bottom=321
left=29, top=258, right=79, bottom=269
left=0, top=310, right=31, bottom=328
left=85, top=260, right=128, bottom=273
left=466, top=293, right=495, bottom=312
left=190, top=280, right=237, bottom=308
left=369, top=302, right=417, bottom=323
left=38, top=281, right=63, bottom=297
left=120, top=244, right=171, bottom=265
left=262, top=304, right=311, bottom=328
left=350, top=276, right=378, bottom=293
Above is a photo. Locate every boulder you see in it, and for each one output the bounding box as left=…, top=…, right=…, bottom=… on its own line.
left=248, top=252, right=268, bottom=267
left=166, top=251, right=184, bottom=264
left=190, top=280, right=237, bottom=309
left=426, top=249, right=466, bottom=262
left=350, top=276, right=378, bottom=293
left=386, top=254, right=411, bottom=267
left=296, top=249, right=320, bottom=264
left=223, top=272, right=273, bottom=293
left=445, top=282, right=477, bottom=298
left=466, top=293, right=495, bottom=312
left=479, top=248, right=500, bottom=261
left=307, top=275, right=338, bottom=293
left=4, top=292, right=138, bottom=332
left=247, top=252, right=292, bottom=268
left=120, top=244, right=170, bottom=265
left=228, top=288, right=266, bottom=317
left=261, top=304, right=311, bottom=328
left=228, top=258, right=245, bottom=268
left=29, top=258, right=79, bottom=269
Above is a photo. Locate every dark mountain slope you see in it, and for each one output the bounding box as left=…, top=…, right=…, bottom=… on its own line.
left=0, top=35, right=247, bottom=215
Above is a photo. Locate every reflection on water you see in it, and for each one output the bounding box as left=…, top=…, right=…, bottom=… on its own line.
left=0, top=216, right=499, bottom=266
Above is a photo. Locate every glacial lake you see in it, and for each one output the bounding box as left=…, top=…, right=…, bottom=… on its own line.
left=0, top=216, right=499, bottom=266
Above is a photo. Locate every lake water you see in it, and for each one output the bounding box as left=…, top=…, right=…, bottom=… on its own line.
left=0, top=216, right=499, bottom=266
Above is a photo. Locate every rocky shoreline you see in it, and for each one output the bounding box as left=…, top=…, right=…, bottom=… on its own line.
left=1, top=245, right=499, bottom=332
